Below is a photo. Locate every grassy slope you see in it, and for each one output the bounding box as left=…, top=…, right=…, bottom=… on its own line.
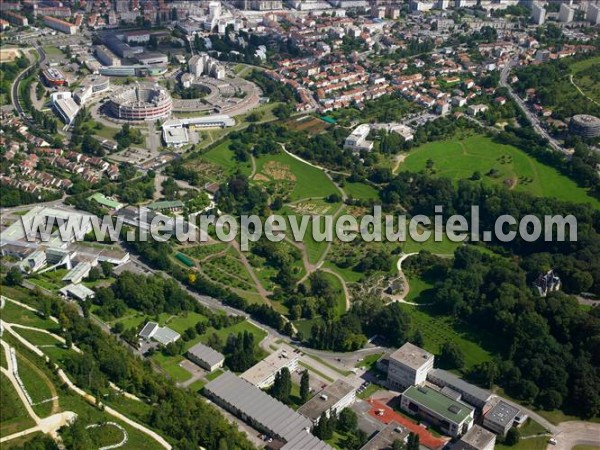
left=400, top=134, right=600, bottom=207
left=0, top=372, right=35, bottom=438
left=254, top=151, right=339, bottom=201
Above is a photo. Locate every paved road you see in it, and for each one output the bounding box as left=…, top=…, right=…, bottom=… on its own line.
left=551, top=420, right=600, bottom=450
left=12, top=45, right=45, bottom=118
left=500, top=56, right=568, bottom=156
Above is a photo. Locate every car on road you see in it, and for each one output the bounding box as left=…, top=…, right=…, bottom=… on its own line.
left=548, top=438, right=557, bottom=445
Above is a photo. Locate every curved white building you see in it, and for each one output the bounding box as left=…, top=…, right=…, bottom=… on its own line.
left=108, top=83, right=172, bottom=121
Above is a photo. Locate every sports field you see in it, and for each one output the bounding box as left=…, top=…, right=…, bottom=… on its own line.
left=400, top=134, right=600, bottom=207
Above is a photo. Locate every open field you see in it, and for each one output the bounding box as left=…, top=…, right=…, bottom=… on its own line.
left=495, top=437, right=548, bottom=450
left=254, top=151, right=338, bottom=202
left=400, top=134, right=600, bottom=207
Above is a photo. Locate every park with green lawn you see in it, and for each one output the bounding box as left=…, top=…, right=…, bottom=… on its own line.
left=400, top=134, right=600, bottom=207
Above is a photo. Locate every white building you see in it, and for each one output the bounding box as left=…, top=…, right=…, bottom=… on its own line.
left=298, top=379, right=356, bottom=424
left=531, top=2, right=546, bottom=25
left=240, top=347, right=299, bottom=388
left=588, top=4, right=600, bottom=25
left=559, top=3, right=575, bottom=22
left=467, top=104, right=489, bottom=116
left=51, top=91, right=80, bottom=125
left=386, top=342, right=434, bottom=391
left=138, top=321, right=181, bottom=346
left=344, top=124, right=373, bottom=153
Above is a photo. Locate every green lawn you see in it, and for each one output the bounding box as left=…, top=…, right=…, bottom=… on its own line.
left=343, top=182, right=379, bottom=200
left=15, top=353, right=54, bottom=414
left=0, top=300, right=58, bottom=332
left=42, top=46, right=63, bottom=56
left=405, top=273, right=436, bottom=304
left=93, top=124, right=120, bottom=140
left=152, top=353, right=191, bottom=383
left=201, top=140, right=252, bottom=175
left=0, top=372, right=35, bottom=438
left=254, top=151, right=339, bottom=201
left=400, top=134, right=600, bottom=207
left=495, top=437, right=548, bottom=450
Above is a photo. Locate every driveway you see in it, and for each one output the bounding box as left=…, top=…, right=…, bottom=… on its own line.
left=550, top=421, right=600, bottom=450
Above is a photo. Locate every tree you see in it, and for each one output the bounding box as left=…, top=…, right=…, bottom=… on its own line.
left=504, top=427, right=520, bottom=446
left=5, top=267, right=23, bottom=286
left=338, top=408, right=358, bottom=433
left=406, top=432, right=420, bottom=450
left=270, top=367, right=292, bottom=403
left=300, top=370, right=310, bottom=403
left=439, top=342, right=465, bottom=369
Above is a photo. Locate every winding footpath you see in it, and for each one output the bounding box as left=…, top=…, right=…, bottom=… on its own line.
left=0, top=297, right=171, bottom=449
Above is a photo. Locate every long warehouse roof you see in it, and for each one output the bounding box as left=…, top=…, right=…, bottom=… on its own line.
left=204, top=371, right=332, bottom=450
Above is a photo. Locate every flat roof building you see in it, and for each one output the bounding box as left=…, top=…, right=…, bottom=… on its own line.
left=298, top=379, right=356, bottom=424
left=60, top=283, right=96, bottom=301
left=43, top=16, right=77, bottom=34
left=139, top=322, right=181, bottom=346
left=359, top=421, right=409, bottom=450
left=186, top=342, right=225, bottom=372
left=203, top=371, right=332, bottom=449
left=482, top=400, right=519, bottom=436
left=400, top=385, right=474, bottom=438
left=51, top=92, right=79, bottom=125
left=387, top=342, right=434, bottom=391
left=451, top=425, right=496, bottom=450
left=241, top=347, right=299, bottom=389
left=427, top=369, right=492, bottom=409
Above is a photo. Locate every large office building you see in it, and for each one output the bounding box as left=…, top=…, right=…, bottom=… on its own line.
left=427, top=369, right=492, bottom=409
left=108, top=84, right=173, bottom=121
left=400, top=385, right=474, bottom=438
left=241, top=347, right=299, bottom=389
left=298, top=379, right=356, bottom=424
left=386, top=342, right=434, bottom=391
left=43, top=16, right=77, bottom=34
left=51, top=92, right=80, bottom=125
left=204, top=371, right=333, bottom=449
left=482, top=400, right=520, bottom=436
left=95, top=45, right=121, bottom=67
left=74, top=75, right=110, bottom=105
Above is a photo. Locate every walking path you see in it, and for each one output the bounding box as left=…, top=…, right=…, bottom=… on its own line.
left=1, top=298, right=168, bottom=448
left=569, top=74, right=600, bottom=107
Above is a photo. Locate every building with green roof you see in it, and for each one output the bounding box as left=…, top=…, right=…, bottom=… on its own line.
left=400, top=385, right=474, bottom=437
left=89, top=193, right=124, bottom=210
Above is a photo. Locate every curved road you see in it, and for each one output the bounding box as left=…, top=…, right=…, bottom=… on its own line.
left=12, top=45, right=45, bottom=118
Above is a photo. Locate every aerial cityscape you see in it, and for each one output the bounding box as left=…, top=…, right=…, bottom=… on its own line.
left=0, top=1, right=599, bottom=450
